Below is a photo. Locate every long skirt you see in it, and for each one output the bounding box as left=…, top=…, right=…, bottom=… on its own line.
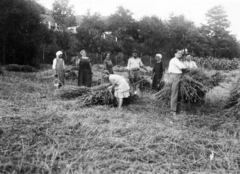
left=56, top=70, right=65, bottom=85
left=78, top=69, right=92, bottom=87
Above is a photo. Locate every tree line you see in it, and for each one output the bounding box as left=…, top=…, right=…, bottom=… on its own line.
left=0, top=0, right=239, bottom=67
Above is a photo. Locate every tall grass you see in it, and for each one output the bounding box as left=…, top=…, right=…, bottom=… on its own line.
left=192, top=57, right=240, bottom=70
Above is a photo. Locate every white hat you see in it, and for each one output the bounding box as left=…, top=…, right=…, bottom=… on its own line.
left=56, top=51, right=63, bottom=56
left=156, top=54, right=162, bottom=58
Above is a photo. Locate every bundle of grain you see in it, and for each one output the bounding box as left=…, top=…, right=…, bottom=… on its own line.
left=180, top=75, right=209, bottom=103
left=155, top=71, right=209, bottom=106
left=225, top=77, right=240, bottom=117
left=205, top=86, right=230, bottom=107
left=187, top=68, right=224, bottom=88
left=79, top=90, right=117, bottom=106
left=56, top=85, right=91, bottom=99
left=92, top=64, right=104, bottom=71
left=113, top=65, right=128, bottom=72
left=77, top=83, right=138, bottom=106
left=91, top=83, right=111, bottom=91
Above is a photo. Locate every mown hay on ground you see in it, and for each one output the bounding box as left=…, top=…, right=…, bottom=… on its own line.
left=77, top=84, right=115, bottom=106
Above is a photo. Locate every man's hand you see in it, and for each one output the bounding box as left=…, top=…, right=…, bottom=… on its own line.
left=182, top=68, right=189, bottom=74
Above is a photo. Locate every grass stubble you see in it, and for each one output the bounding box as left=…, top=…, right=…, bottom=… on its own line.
left=0, top=68, right=240, bottom=174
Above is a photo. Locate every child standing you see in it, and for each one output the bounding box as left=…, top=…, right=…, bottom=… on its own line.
left=52, top=51, right=65, bottom=86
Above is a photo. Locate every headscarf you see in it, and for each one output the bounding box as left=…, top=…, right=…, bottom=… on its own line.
left=56, top=51, right=63, bottom=57
left=156, top=54, right=162, bottom=58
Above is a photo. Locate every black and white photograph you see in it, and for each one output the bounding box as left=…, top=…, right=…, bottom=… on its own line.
left=0, top=0, right=240, bottom=173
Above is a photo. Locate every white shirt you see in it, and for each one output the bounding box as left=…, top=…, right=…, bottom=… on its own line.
left=168, top=57, right=186, bottom=74
left=126, top=57, right=143, bottom=70
left=183, top=61, right=197, bottom=70
left=109, top=74, right=130, bottom=92
left=52, top=58, right=65, bottom=70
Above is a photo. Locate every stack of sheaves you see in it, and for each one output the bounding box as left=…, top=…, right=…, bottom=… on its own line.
left=56, top=85, right=91, bottom=99
left=225, top=77, right=240, bottom=118
left=154, top=68, right=224, bottom=106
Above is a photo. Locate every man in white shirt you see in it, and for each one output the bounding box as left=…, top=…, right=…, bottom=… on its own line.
left=127, top=50, right=149, bottom=95
left=168, top=50, right=187, bottom=116
left=183, top=55, right=197, bottom=70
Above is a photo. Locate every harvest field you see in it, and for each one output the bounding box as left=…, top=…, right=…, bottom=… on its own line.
left=0, top=64, right=240, bottom=174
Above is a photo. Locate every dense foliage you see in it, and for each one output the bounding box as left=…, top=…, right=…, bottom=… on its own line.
left=0, top=1, right=239, bottom=66
left=0, top=0, right=51, bottom=66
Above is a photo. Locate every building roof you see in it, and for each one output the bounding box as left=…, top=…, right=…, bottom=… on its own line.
left=41, top=14, right=56, bottom=25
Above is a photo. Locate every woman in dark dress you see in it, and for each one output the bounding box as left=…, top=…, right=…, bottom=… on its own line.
left=152, top=54, right=164, bottom=90
left=102, top=52, right=114, bottom=83
left=78, top=50, right=92, bottom=87
left=103, top=52, right=114, bottom=74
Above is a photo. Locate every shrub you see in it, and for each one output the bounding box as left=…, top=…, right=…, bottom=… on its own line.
left=5, top=64, right=37, bottom=72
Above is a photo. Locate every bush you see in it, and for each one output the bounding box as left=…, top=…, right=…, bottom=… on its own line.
left=5, top=64, right=37, bottom=72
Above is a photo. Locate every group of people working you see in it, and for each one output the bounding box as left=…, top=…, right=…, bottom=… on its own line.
left=52, top=49, right=197, bottom=112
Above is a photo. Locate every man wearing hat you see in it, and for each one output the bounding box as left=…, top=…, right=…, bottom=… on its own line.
left=52, top=51, right=65, bottom=86
left=168, top=50, right=187, bottom=116
left=126, top=49, right=149, bottom=95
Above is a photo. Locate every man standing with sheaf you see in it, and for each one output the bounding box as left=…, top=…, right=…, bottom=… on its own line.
left=168, top=50, right=187, bottom=116
left=127, top=49, right=149, bottom=96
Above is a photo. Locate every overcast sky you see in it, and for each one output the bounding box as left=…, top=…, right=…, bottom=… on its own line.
left=37, top=0, right=240, bottom=40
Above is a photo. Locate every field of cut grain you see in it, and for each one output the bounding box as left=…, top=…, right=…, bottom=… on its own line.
left=0, top=67, right=240, bottom=174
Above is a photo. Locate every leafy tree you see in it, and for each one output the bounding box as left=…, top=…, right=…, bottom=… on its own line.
left=165, top=15, right=194, bottom=57
left=75, top=12, right=106, bottom=53
left=138, top=16, right=168, bottom=55
left=185, top=26, right=211, bottom=57
left=0, top=0, right=49, bottom=66
left=107, top=6, right=139, bottom=54
left=204, top=5, right=239, bottom=58
left=52, top=0, right=76, bottom=29
left=55, top=31, right=76, bottom=60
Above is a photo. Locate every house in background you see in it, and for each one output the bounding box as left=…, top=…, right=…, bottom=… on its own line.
left=41, top=14, right=61, bottom=31
left=101, top=31, right=118, bottom=42
left=67, top=26, right=79, bottom=34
